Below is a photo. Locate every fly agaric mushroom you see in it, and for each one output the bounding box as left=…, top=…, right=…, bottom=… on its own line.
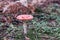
left=16, top=15, right=33, bottom=40
left=16, top=15, right=33, bottom=21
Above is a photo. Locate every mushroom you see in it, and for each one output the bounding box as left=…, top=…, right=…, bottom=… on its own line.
left=16, top=14, right=33, bottom=40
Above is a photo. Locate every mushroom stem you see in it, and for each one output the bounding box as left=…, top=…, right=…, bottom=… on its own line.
left=23, top=22, right=27, bottom=35
left=23, top=22, right=30, bottom=40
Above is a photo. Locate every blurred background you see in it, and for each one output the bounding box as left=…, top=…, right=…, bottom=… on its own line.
left=0, top=0, right=60, bottom=40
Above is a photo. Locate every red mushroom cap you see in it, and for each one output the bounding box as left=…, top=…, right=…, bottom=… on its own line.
left=16, top=15, right=33, bottom=20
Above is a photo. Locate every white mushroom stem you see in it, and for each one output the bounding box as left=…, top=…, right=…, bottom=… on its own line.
left=23, top=22, right=27, bottom=34
left=23, top=22, right=30, bottom=40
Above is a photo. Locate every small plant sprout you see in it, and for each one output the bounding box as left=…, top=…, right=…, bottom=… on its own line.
left=16, top=14, right=33, bottom=40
